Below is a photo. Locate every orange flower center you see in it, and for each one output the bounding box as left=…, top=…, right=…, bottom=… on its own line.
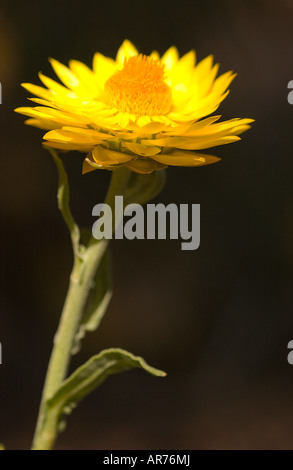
left=104, top=54, right=172, bottom=116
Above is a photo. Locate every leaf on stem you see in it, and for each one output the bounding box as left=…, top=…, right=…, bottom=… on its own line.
left=71, top=249, right=112, bottom=354
left=46, top=147, right=81, bottom=257
left=47, top=348, right=166, bottom=431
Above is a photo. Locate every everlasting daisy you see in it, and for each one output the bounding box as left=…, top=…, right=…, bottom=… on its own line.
left=15, top=40, right=253, bottom=174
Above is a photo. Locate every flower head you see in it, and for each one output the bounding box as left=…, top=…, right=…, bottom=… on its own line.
left=15, top=40, right=253, bottom=174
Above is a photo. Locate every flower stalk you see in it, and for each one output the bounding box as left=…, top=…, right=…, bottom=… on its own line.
left=32, top=165, right=131, bottom=450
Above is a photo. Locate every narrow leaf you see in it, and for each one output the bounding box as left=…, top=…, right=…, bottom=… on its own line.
left=46, top=147, right=80, bottom=256
left=72, top=249, right=112, bottom=354
left=47, top=348, right=166, bottom=430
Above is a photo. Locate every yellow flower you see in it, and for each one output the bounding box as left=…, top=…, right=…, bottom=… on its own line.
left=15, top=40, right=253, bottom=174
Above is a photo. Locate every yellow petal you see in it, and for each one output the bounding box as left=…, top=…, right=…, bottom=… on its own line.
left=168, top=50, right=196, bottom=90
left=44, top=141, right=93, bottom=151
left=161, top=46, right=179, bottom=71
left=93, top=53, right=116, bottom=88
left=125, top=158, right=167, bottom=174
left=117, top=113, right=131, bottom=128
left=92, top=146, right=133, bottom=164
left=136, top=116, right=153, bottom=127
left=184, top=118, right=254, bottom=137
left=150, top=50, right=160, bottom=61
left=137, top=121, right=170, bottom=135
left=15, top=106, right=87, bottom=129
left=38, top=72, right=72, bottom=95
left=44, top=128, right=103, bottom=145
left=191, top=63, right=220, bottom=98
left=165, top=116, right=221, bottom=136
left=121, top=141, right=161, bottom=156
left=24, top=118, right=61, bottom=130
left=143, top=134, right=241, bottom=150
left=33, top=106, right=87, bottom=125
left=28, top=97, right=59, bottom=107
left=82, top=156, right=121, bottom=173
left=49, top=58, right=81, bottom=90
left=193, top=54, right=214, bottom=81
left=21, top=82, right=55, bottom=101
left=152, top=151, right=221, bottom=166
left=83, top=158, right=99, bottom=174
left=116, top=40, right=138, bottom=64
left=213, top=71, right=236, bottom=95
left=69, top=59, right=98, bottom=95
left=61, top=126, right=117, bottom=141
left=177, top=50, right=196, bottom=70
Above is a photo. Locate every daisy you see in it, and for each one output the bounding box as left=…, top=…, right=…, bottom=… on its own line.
left=15, top=40, right=253, bottom=174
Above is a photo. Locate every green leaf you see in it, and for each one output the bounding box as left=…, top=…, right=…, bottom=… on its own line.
left=46, top=147, right=81, bottom=257
left=71, top=249, right=112, bottom=354
left=47, top=348, right=166, bottom=431
left=124, top=170, right=166, bottom=207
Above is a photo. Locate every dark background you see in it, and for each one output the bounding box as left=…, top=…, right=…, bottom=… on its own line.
left=1, top=0, right=293, bottom=449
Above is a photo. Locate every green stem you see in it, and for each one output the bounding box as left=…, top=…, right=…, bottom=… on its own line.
left=32, top=167, right=131, bottom=450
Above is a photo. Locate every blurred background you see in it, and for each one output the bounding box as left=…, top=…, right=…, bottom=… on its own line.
left=1, top=0, right=293, bottom=450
